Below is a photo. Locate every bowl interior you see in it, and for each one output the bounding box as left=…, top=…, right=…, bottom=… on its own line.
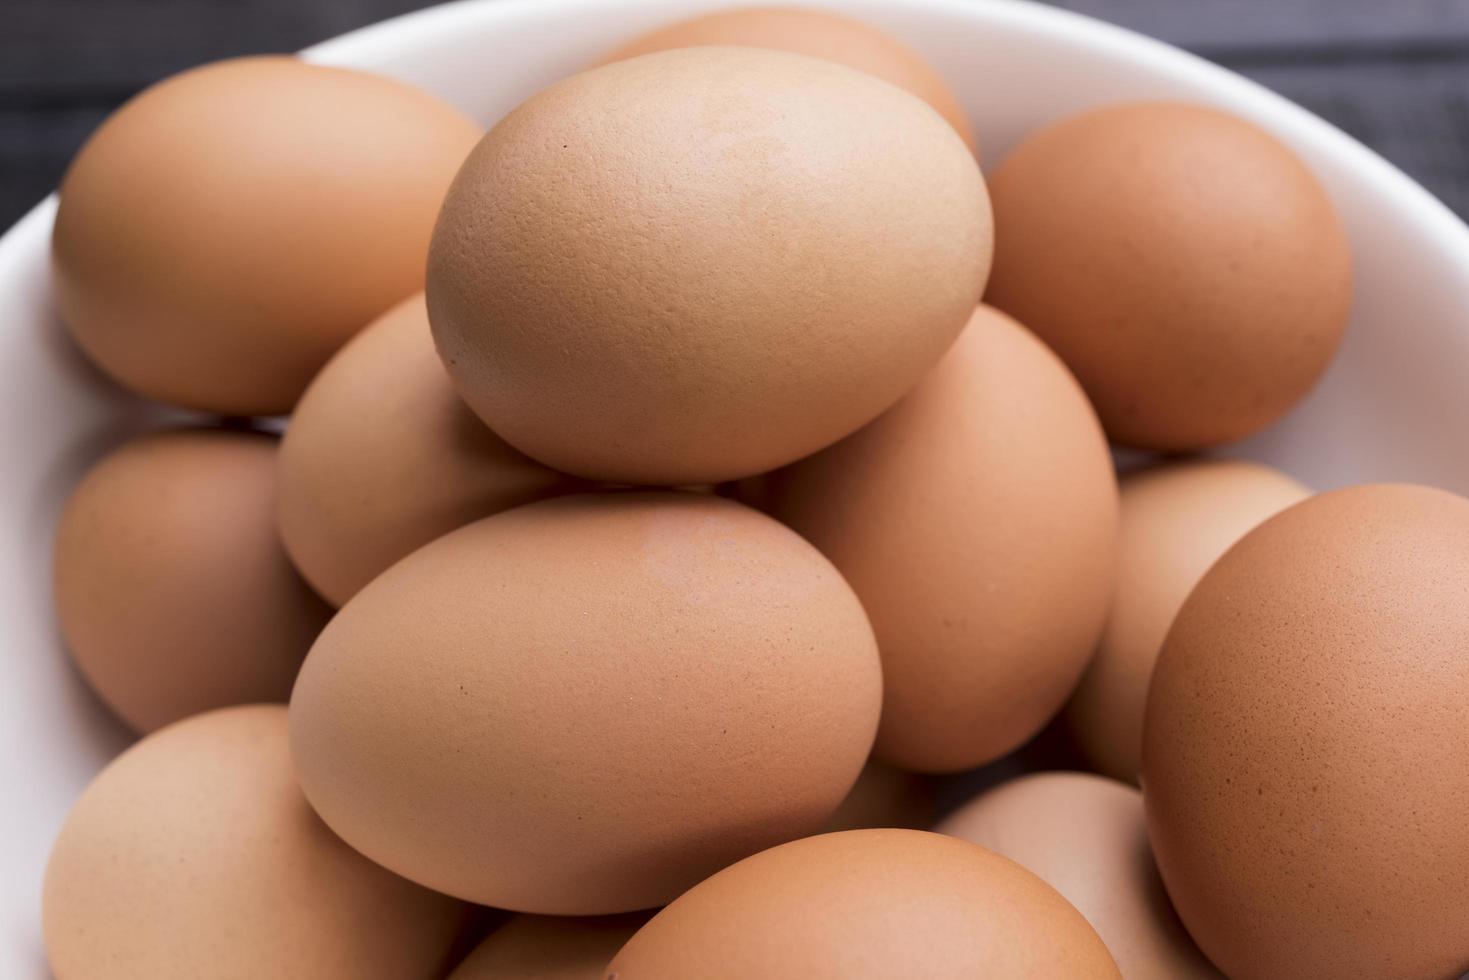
left=5, top=0, right=1469, bottom=973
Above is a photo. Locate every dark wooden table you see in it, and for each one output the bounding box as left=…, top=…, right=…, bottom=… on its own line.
left=6, top=0, right=1469, bottom=229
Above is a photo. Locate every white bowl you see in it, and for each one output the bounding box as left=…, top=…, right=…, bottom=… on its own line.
left=6, top=0, right=1469, bottom=973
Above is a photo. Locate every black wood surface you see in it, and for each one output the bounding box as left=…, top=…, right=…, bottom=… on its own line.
left=5, top=0, right=1469, bottom=227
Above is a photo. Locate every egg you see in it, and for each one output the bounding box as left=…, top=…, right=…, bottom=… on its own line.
left=938, top=772, right=1220, bottom=979
left=985, top=102, right=1352, bottom=450
left=43, top=705, right=464, bottom=980
left=53, top=429, right=330, bottom=732
left=53, top=56, right=480, bottom=415
left=428, top=46, right=991, bottom=485
left=597, top=6, right=974, bottom=150
left=1065, top=459, right=1309, bottom=782
left=1144, top=484, right=1469, bottom=979
left=766, top=305, right=1117, bottom=773
left=289, top=492, right=882, bottom=913
left=820, top=761, right=935, bottom=833
left=606, top=829, right=1121, bottom=978
left=277, top=294, right=582, bottom=606
left=449, top=914, right=650, bottom=980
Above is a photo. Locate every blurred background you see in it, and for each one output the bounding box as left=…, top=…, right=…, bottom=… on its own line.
left=5, top=0, right=1468, bottom=228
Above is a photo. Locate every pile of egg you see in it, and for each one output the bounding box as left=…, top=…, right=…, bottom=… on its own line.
left=37, top=7, right=1469, bottom=980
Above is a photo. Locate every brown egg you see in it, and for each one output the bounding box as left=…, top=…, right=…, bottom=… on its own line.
left=985, top=102, right=1352, bottom=450
left=939, top=773, right=1220, bottom=979
left=598, top=7, right=975, bottom=151
left=606, top=829, right=1120, bottom=978
left=428, top=46, right=990, bottom=485
left=1066, top=460, right=1309, bottom=782
left=449, top=914, right=650, bottom=980
left=53, top=56, right=480, bottom=415
left=820, top=761, right=935, bottom=833
left=289, top=492, right=882, bottom=914
left=1144, top=484, right=1469, bottom=980
left=53, top=429, right=330, bottom=733
left=43, top=705, right=464, bottom=980
left=277, top=294, right=581, bottom=606
left=766, top=306, right=1117, bottom=773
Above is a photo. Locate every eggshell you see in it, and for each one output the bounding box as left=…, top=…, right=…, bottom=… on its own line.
left=289, top=492, right=882, bottom=914
left=984, top=102, right=1352, bottom=450
left=53, top=429, right=330, bottom=733
left=449, top=914, right=650, bottom=980
left=766, top=306, right=1117, bottom=772
left=1066, top=460, right=1308, bottom=782
left=42, top=705, right=464, bottom=980
left=597, top=7, right=974, bottom=150
left=1144, top=484, right=1469, bottom=980
left=53, top=56, right=480, bottom=415
left=428, top=46, right=991, bottom=485
left=277, top=294, right=581, bottom=606
left=606, top=829, right=1120, bottom=978
left=820, top=761, right=935, bottom=833
left=939, top=773, right=1219, bottom=979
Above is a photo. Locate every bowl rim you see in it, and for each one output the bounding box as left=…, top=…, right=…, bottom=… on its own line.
left=6, top=0, right=1468, bottom=256
left=304, top=0, right=1469, bottom=243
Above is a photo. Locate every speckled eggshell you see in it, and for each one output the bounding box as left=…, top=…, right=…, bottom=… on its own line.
left=53, top=56, right=481, bottom=415
left=1144, top=484, right=1469, bottom=980
left=53, top=429, right=330, bottom=733
left=766, top=306, right=1117, bottom=773
left=449, top=914, right=650, bottom=980
left=428, top=46, right=991, bottom=485
left=277, top=294, right=582, bottom=606
left=597, top=7, right=975, bottom=150
left=1066, top=460, right=1309, bottom=782
left=605, top=829, right=1121, bottom=978
left=819, top=761, right=935, bottom=833
left=939, top=772, right=1220, bottom=979
left=984, top=102, right=1352, bottom=450
left=289, top=492, right=882, bottom=914
left=43, top=705, right=464, bottom=980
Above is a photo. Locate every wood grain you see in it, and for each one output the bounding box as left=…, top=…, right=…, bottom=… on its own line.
left=4, top=0, right=1468, bottom=225
left=1050, top=0, right=1469, bottom=49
